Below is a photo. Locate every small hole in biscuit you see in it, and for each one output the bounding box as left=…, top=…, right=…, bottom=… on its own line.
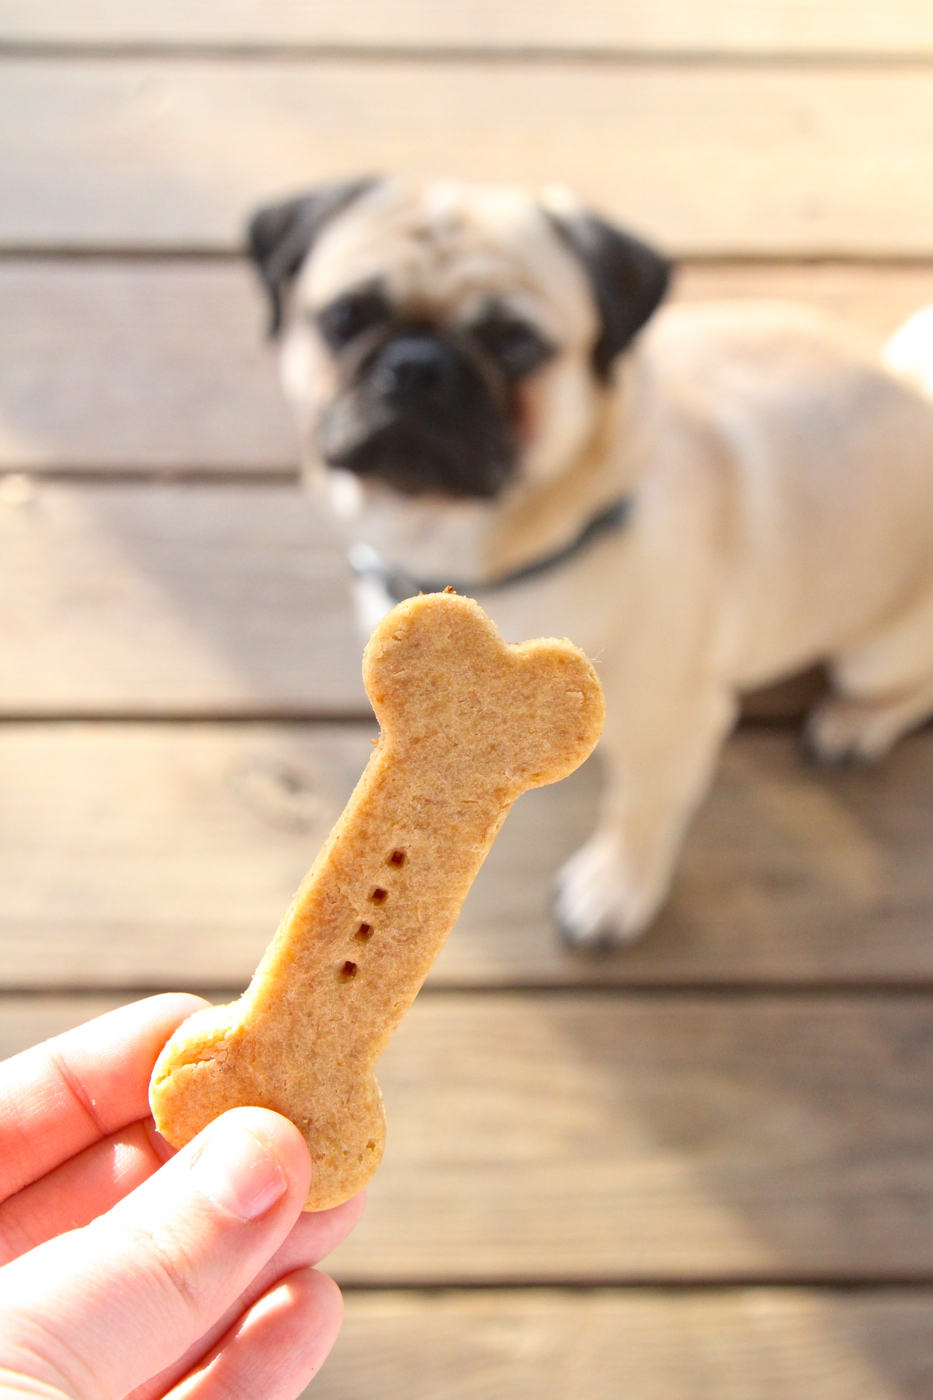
left=370, top=888, right=388, bottom=904
left=356, top=922, right=373, bottom=941
left=341, top=961, right=358, bottom=979
left=388, top=849, right=406, bottom=867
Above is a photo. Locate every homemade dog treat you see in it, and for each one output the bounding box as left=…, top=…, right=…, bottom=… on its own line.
left=150, top=591, right=604, bottom=1209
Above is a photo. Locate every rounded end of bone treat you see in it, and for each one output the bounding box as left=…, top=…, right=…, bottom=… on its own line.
left=511, top=633, right=605, bottom=785
left=149, top=1001, right=246, bottom=1149
left=362, top=592, right=604, bottom=790
left=302, top=1122, right=385, bottom=1211
left=150, top=1001, right=387, bottom=1208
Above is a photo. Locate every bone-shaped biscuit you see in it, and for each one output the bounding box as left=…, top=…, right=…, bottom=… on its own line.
left=150, top=592, right=604, bottom=1209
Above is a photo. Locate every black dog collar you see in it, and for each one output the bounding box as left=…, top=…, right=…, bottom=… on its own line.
left=348, top=496, right=632, bottom=604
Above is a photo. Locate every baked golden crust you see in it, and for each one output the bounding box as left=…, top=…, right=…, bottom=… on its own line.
left=149, top=592, right=604, bottom=1210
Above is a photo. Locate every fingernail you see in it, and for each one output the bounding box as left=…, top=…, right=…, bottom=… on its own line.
left=189, top=1121, right=288, bottom=1221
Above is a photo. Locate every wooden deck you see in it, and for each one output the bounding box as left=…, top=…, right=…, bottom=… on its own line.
left=3, top=3, right=933, bottom=1394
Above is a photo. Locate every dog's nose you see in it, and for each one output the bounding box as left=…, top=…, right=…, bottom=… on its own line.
left=372, top=335, right=458, bottom=405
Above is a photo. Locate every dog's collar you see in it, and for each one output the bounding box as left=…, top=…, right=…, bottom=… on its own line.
left=347, top=496, right=632, bottom=603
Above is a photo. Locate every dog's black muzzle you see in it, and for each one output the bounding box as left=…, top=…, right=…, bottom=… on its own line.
left=319, top=330, right=517, bottom=499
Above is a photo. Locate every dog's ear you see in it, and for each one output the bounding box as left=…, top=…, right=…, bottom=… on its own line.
left=247, top=177, right=381, bottom=336
left=548, top=210, right=672, bottom=379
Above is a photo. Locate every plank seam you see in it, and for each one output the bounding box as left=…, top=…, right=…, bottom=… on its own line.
left=6, top=250, right=933, bottom=269
left=11, top=245, right=933, bottom=264
left=0, top=710, right=375, bottom=723
left=3, top=983, right=933, bottom=998
left=3, top=41, right=933, bottom=68
left=415, top=983, right=933, bottom=999
left=0, top=711, right=922, bottom=734
left=335, top=1277, right=933, bottom=1292
left=0, top=467, right=303, bottom=484
left=0, top=247, right=248, bottom=262
left=0, top=709, right=817, bottom=727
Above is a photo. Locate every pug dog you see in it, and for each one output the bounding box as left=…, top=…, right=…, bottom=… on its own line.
left=247, top=176, right=933, bottom=950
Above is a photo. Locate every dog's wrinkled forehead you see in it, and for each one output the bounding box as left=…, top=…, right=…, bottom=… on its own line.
left=295, top=181, right=599, bottom=346
left=249, top=178, right=672, bottom=376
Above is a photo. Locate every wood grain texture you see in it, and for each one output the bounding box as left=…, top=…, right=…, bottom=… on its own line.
left=0, top=3, right=930, bottom=1379
left=326, top=992, right=933, bottom=1282
left=0, top=994, right=132, bottom=1060
left=674, top=262, right=933, bottom=337
left=4, top=0, right=933, bottom=57
left=0, top=723, right=367, bottom=987
left=439, top=727, right=933, bottom=987
left=0, top=479, right=366, bottom=713
left=324, top=1288, right=933, bottom=1399
left=3, top=981, right=933, bottom=1379
left=3, top=259, right=933, bottom=475
left=4, top=991, right=933, bottom=1283
left=0, top=474, right=822, bottom=720
left=0, top=724, right=930, bottom=989
left=0, top=262, right=295, bottom=471
left=5, top=60, right=933, bottom=254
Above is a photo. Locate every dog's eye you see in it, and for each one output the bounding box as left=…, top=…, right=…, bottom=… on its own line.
left=316, top=291, right=390, bottom=351
left=471, top=314, right=554, bottom=380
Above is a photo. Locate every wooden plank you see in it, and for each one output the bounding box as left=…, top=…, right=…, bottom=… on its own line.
left=0, top=473, right=821, bottom=720
left=5, top=60, right=933, bottom=254
left=440, top=727, right=933, bottom=987
left=324, top=1288, right=933, bottom=1399
left=5, top=990, right=933, bottom=1282
left=674, top=261, right=933, bottom=339
left=7, top=968, right=933, bottom=1380
left=0, top=724, right=931, bottom=988
left=0, top=261, right=295, bottom=471
left=0, top=993, right=130, bottom=1059
left=326, top=993, right=933, bottom=1281
left=0, top=724, right=369, bottom=988
left=5, top=0, right=933, bottom=58
left=4, top=259, right=933, bottom=475
left=0, top=480, right=367, bottom=713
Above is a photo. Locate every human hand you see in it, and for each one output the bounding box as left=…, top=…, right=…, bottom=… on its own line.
left=0, top=993, right=364, bottom=1399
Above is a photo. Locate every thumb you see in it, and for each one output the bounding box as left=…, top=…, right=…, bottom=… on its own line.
left=0, top=1107, right=312, bottom=1400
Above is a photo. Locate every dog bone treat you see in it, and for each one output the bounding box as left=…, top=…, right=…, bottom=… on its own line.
left=150, top=591, right=604, bottom=1209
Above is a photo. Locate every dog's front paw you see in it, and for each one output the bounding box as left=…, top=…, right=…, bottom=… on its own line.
left=553, top=833, right=662, bottom=955
left=803, top=695, right=898, bottom=765
left=804, top=680, right=933, bottom=766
